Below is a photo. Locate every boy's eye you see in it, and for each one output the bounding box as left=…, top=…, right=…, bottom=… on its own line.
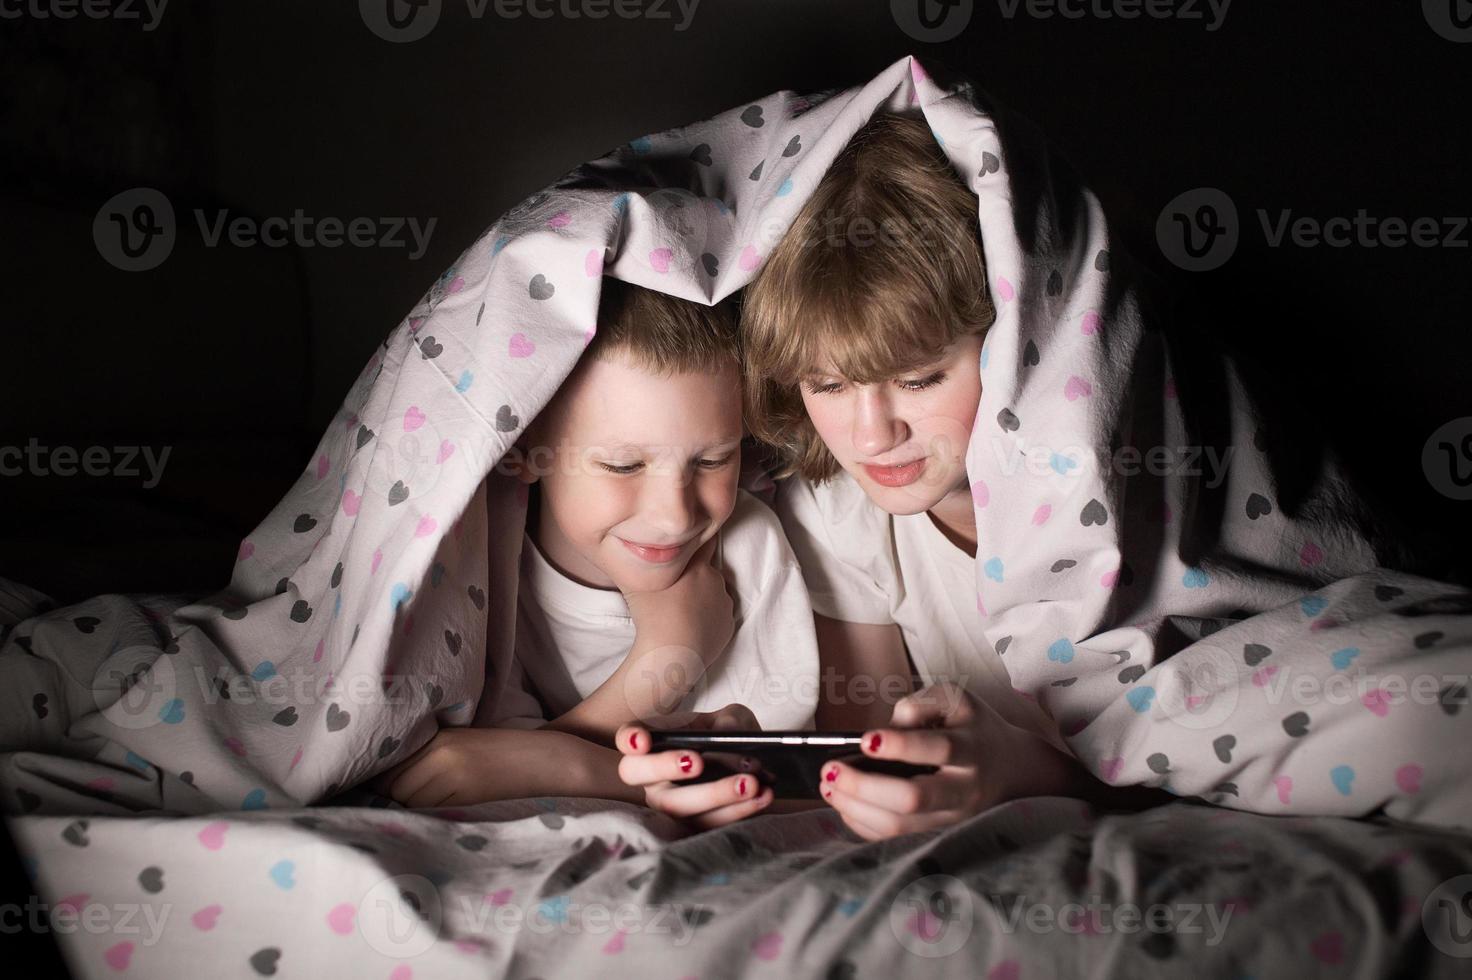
left=598, top=453, right=736, bottom=475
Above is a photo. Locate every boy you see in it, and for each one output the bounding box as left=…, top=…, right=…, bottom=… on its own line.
left=381, top=279, right=817, bottom=809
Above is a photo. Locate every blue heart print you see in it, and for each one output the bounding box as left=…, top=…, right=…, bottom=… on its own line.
left=1300, top=595, right=1328, bottom=617
left=1331, top=765, right=1355, bottom=796
left=269, top=859, right=295, bottom=889
left=1330, top=648, right=1360, bottom=670
left=158, top=699, right=185, bottom=724
left=984, top=557, right=1005, bottom=583
left=455, top=370, right=474, bottom=393
left=776, top=178, right=794, bottom=197
left=243, top=789, right=269, bottom=811
left=1047, top=638, right=1075, bottom=664
left=124, top=751, right=152, bottom=772
left=1126, top=687, right=1156, bottom=713
left=251, top=661, right=277, bottom=682
left=539, top=896, right=570, bottom=923
left=1049, top=453, right=1076, bottom=475
left=390, top=583, right=413, bottom=612
left=1182, top=567, right=1210, bottom=589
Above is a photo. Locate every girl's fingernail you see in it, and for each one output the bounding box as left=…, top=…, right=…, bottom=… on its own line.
left=630, top=732, right=640, bottom=751
left=822, top=787, right=832, bottom=800
left=867, top=733, right=882, bottom=753
left=824, top=767, right=838, bottom=783
left=679, top=754, right=693, bottom=773
left=737, top=778, right=747, bottom=795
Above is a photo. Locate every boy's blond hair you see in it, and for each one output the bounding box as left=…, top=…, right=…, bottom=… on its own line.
left=740, top=112, right=995, bottom=483
left=525, top=279, right=742, bottom=447
left=590, top=277, right=740, bottom=378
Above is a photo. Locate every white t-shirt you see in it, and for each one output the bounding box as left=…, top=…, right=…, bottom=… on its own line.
left=773, top=470, right=1066, bottom=749
left=492, top=489, right=819, bottom=732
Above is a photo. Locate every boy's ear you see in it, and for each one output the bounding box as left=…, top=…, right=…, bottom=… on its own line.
left=506, top=423, right=544, bottom=485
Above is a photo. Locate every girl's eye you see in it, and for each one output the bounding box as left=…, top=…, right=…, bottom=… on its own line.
left=901, top=371, right=947, bottom=392
left=599, top=462, right=642, bottom=474
left=697, top=454, right=737, bottom=470
left=803, top=372, right=947, bottom=396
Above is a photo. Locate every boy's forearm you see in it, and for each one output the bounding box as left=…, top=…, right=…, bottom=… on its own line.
left=486, top=727, right=644, bottom=805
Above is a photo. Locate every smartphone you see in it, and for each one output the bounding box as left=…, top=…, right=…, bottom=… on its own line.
left=645, top=730, right=939, bottom=800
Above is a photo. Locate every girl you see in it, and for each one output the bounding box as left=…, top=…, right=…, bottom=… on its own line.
left=616, top=112, right=1168, bottom=838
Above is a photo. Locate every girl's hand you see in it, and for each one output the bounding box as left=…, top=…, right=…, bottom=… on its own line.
left=820, top=681, right=1069, bottom=841
left=615, top=703, right=774, bottom=829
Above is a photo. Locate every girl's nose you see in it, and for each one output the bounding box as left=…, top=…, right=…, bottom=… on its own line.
left=851, top=387, right=908, bottom=459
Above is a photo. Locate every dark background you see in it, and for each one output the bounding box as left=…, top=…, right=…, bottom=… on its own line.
left=4, top=0, right=1470, bottom=602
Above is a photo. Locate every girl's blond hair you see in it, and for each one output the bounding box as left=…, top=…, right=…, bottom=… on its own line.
left=740, top=112, right=994, bottom=482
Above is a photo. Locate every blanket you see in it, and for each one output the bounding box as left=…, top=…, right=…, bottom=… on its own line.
left=2, top=51, right=1472, bottom=977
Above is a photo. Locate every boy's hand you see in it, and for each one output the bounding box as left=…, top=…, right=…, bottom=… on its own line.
left=817, top=681, right=1060, bottom=841
left=622, top=536, right=736, bottom=665
left=615, top=703, right=774, bottom=829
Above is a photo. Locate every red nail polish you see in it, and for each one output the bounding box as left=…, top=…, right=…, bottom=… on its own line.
left=822, top=787, right=832, bottom=799
left=867, top=733, right=882, bottom=753
left=738, top=778, right=747, bottom=795
left=679, top=754, right=693, bottom=772
left=824, top=767, right=837, bottom=783
left=630, top=732, right=640, bottom=751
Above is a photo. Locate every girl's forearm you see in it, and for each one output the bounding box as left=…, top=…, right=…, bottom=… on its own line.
left=1011, top=728, right=1175, bottom=812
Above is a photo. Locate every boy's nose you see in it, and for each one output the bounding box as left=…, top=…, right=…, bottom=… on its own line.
left=643, top=471, right=700, bottom=536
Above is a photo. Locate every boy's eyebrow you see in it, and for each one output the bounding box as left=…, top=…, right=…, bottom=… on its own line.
left=600, top=437, right=744, bottom=455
